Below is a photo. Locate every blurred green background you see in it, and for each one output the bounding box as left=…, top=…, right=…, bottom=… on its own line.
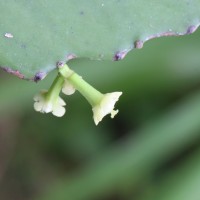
left=1, top=28, right=200, bottom=200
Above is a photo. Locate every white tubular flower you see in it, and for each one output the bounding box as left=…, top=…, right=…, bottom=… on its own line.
left=92, top=92, right=122, bottom=125
left=58, top=64, right=123, bottom=125
left=34, top=90, right=66, bottom=117
left=62, top=79, right=76, bottom=95
left=33, top=72, right=67, bottom=117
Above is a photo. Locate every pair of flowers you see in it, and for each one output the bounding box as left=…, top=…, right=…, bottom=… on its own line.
left=34, top=64, right=122, bottom=125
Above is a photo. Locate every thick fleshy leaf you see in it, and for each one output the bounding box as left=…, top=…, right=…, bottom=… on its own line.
left=0, top=0, right=200, bottom=80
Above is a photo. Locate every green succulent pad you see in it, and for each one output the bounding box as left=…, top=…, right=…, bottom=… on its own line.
left=0, top=0, right=200, bottom=80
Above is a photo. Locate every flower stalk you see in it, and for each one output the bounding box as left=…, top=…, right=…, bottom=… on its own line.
left=45, top=74, right=65, bottom=103
left=59, top=64, right=122, bottom=125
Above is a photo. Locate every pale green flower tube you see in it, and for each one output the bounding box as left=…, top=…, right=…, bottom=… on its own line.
left=59, top=64, right=122, bottom=125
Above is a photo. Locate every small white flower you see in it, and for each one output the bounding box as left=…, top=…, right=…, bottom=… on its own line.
left=92, top=92, right=122, bottom=125
left=34, top=90, right=66, bottom=117
left=62, top=80, right=76, bottom=95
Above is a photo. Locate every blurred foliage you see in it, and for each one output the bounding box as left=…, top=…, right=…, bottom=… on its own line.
left=0, top=28, right=200, bottom=200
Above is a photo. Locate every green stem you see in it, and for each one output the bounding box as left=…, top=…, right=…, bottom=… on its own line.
left=59, top=64, right=104, bottom=107
left=68, top=72, right=103, bottom=106
left=46, top=74, right=64, bottom=102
